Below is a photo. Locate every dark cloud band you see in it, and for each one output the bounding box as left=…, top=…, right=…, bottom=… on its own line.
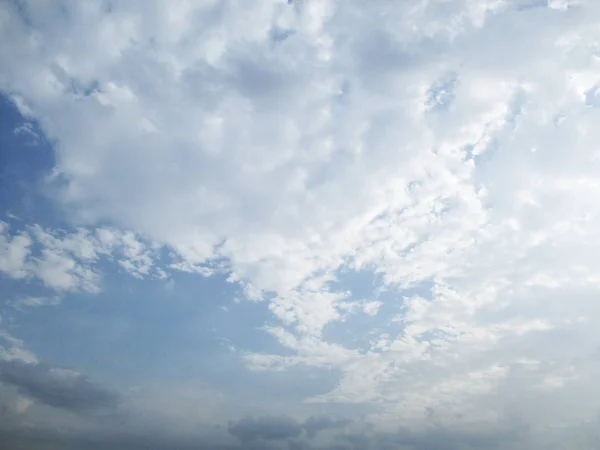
left=0, top=360, right=119, bottom=412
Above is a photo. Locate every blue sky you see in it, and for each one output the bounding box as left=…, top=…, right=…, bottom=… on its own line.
left=3, top=1, right=600, bottom=449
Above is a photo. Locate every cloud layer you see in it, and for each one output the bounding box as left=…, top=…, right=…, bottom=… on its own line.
left=3, top=0, right=600, bottom=448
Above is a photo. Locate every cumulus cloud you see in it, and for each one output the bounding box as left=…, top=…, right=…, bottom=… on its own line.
left=0, top=330, right=38, bottom=364
left=0, top=220, right=164, bottom=295
left=0, top=222, right=31, bottom=279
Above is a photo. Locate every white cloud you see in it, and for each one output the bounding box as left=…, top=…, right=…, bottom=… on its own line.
left=362, top=300, right=383, bottom=316
left=4, top=0, right=600, bottom=445
left=8, top=296, right=61, bottom=311
left=0, top=331, right=38, bottom=364
left=0, top=222, right=31, bottom=279
left=0, top=221, right=163, bottom=295
left=34, top=247, right=101, bottom=293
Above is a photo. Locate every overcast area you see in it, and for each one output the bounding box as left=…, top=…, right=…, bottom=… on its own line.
left=2, top=0, right=600, bottom=449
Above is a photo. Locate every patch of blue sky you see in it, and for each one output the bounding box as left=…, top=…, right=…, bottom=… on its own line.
left=0, top=96, right=58, bottom=226
left=2, top=250, right=342, bottom=404
left=513, top=0, right=555, bottom=11
left=585, top=85, right=600, bottom=108
left=269, top=27, right=295, bottom=45
left=323, top=268, right=434, bottom=351
left=426, top=72, right=459, bottom=112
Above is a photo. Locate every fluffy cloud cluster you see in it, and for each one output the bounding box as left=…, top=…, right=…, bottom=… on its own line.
left=3, top=0, right=600, bottom=448
left=0, top=220, right=162, bottom=298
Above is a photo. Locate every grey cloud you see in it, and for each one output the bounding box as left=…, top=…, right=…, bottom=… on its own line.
left=302, top=415, right=352, bottom=438
left=227, top=414, right=530, bottom=450
left=228, top=414, right=353, bottom=444
left=0, top=409, right=589, bottom=450
left=0, top=359, right=119, bottom=412
left=340, top=424, right=529, bottom=450
left=0, top=426, right=239, bottom=450
left=228, top=415, right=303, bottom=443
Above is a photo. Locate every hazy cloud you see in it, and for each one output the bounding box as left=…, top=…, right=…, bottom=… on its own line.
left=229, top=415, right=303, bottom=443
left=0, top=360, right=119, bottom=412
left=303, top=415, right=352, bottom=438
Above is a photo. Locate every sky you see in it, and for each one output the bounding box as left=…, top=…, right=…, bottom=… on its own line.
left=2, top=0, right=600, bottom=448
